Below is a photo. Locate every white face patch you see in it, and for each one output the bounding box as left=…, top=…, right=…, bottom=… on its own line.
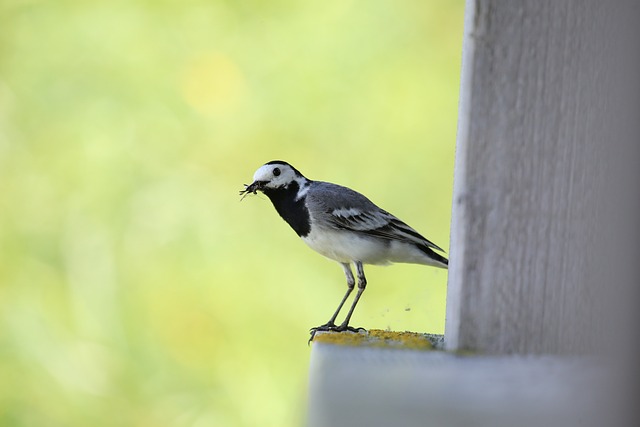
left=252, top=163, right=297, bottom=189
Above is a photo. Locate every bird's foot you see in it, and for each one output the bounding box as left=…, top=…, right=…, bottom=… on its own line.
left=308, top=322, right=366, bottom=343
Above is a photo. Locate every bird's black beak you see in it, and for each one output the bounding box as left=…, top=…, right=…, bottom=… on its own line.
left=239, top=180, right=267, bottom=199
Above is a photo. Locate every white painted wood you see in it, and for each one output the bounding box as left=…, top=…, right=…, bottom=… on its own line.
left=446, top=0, right=640, bottom=355
left=307, top=344, right=612, bottom=427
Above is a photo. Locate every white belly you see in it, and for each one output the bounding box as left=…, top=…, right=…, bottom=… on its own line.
left=301, top=227, right=445, bottom=267
left=302, top=228, right=392, bottom=265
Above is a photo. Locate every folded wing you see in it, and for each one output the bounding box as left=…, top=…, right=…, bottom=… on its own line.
left=308, top=182, right=445, bottom=253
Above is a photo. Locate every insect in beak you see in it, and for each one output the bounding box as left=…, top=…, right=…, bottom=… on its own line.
left=239, top=181, right=265, bottom=200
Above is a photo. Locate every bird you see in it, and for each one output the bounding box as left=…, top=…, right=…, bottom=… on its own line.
left=240, top=160, right=448, bottom=340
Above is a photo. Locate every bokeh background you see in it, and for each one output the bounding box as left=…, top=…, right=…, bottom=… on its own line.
left=0, top=1, right=463, bottom=426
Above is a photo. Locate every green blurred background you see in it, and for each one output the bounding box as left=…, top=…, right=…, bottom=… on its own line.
left=0, top=1, right=463, bottom=426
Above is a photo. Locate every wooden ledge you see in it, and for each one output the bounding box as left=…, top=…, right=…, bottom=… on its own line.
left=307, top=339, right=612, bottom=427
left=311, top=329, right=444, bottom=351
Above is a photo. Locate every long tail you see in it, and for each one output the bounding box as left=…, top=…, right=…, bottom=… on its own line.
left=417, top=244, right=449, bottom=269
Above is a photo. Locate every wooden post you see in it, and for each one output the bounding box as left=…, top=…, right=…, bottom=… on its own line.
left=446, top=0, right=640, bottom=355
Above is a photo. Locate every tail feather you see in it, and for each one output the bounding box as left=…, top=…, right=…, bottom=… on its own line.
left=417, top=244, right=448, bottom=268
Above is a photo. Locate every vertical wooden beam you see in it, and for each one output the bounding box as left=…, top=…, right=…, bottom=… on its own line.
left=446, top=0, right=640, bottom=354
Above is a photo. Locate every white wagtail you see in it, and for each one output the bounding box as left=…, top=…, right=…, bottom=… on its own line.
left=240, top=160, right=448, bottom=339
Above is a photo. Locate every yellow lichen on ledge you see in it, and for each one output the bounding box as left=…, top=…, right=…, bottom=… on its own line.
left=312, top=329, right=434, bottom=350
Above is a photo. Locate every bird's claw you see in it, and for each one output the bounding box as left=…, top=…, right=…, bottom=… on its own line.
left=308, top=323, right=366, bottom=343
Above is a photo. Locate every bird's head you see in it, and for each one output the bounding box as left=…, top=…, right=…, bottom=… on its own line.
left=240, top=161, right=305, bottom=198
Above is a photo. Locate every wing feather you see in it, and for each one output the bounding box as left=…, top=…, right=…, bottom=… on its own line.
left=306, top=181, right=445, bottom=253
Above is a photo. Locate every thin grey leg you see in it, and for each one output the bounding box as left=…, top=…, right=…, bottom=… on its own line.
left=324, top=263, right=356, bottom=325
left=338, top=261, right=367, bottom=329
left=309, top=263, right=355, bottom=340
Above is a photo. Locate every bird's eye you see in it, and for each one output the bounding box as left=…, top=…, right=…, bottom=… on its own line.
left=273, top=167, right=281, bottom=177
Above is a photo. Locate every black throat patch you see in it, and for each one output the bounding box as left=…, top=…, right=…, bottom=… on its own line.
left=263, top=180, right=311, bottom=237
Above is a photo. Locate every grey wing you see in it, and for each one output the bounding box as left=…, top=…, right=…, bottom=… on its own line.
left=307, top=181, right=445, bottom=252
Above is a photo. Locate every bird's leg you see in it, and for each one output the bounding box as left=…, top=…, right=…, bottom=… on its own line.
left=309, top=263, right=366, bottom=343
left=310, top=263, right=354, bottom=334
left=335, top=261, right=367, bottom=332
left=326, top=263, right=357, bottom=327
